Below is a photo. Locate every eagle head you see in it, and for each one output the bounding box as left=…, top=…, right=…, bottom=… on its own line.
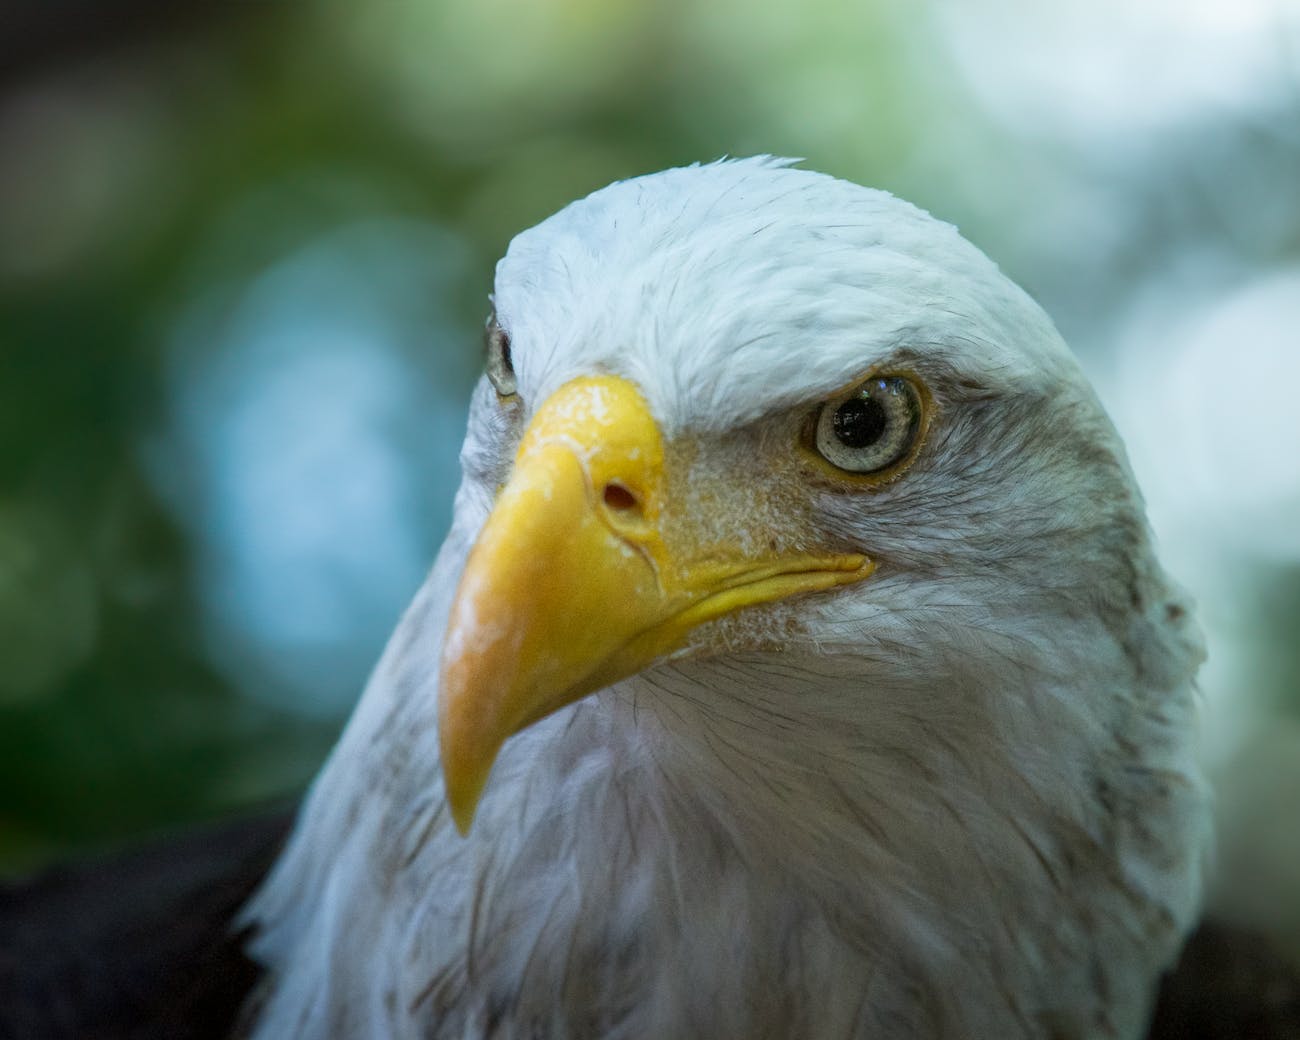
left=244, top=158, right=1209, bottom=1040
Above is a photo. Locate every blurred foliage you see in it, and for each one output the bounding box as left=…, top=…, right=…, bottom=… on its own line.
left=1, top=0, right=1298, bottom=878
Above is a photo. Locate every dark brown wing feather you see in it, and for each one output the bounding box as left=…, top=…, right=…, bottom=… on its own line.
left=0, top=810, right=291, bottom=1040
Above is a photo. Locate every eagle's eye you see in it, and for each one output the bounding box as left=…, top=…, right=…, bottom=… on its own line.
left=485, top=313, right=517, bottom=398
left=813, top=376, right=923, bottom=475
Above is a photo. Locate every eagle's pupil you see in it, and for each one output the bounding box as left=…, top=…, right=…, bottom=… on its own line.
left=833, top=394, right=886, bottom=448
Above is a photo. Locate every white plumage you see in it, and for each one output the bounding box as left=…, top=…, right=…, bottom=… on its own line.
left=242, top=158, right=1209, bottom=1039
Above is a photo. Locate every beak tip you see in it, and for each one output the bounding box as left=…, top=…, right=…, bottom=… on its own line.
left=449, top=802, right=476, bottom=837
left=438, top=712, right=496, bottom=839
left=438, top=659, right=494, bottom=837
left=443, top=764, right=486, bottom=837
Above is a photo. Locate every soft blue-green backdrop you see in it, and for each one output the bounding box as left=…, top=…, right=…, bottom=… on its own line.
left=1, top=1, right=1297, bottom=920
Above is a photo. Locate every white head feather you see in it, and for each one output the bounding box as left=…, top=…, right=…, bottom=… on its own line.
left=243, top=158, right=1209, bottom=1039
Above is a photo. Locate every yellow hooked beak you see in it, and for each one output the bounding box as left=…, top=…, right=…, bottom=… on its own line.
left=438, top=375, right=874, bottom=832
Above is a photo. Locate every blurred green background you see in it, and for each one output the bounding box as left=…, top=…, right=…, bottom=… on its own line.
left=1, top=0, right=1298, bottom=931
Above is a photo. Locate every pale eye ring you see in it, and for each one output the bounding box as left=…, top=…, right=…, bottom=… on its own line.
left=814, top=376, right=922, bottom=474
left=485, top=313, right=517, bottom=398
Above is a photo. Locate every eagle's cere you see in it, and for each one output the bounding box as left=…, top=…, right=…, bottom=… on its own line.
left=242, top=158, right=1209, bottom=1039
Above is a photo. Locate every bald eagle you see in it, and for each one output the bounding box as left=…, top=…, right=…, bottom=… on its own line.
left=241, top=158, right=1209, bottom=1039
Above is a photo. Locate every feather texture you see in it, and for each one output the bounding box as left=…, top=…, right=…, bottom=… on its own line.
left=242, top=158, right=1209, bottom=1039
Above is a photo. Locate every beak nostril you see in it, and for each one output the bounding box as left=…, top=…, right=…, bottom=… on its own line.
left=603, top=482, right=640, bottom=513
